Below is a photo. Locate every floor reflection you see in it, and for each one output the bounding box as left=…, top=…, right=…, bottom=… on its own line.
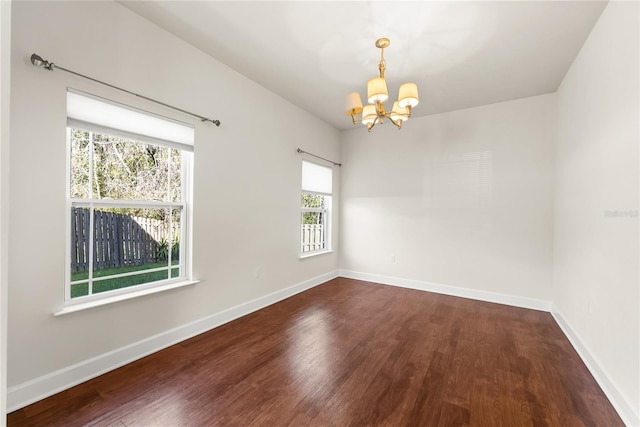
left=287, top=307, right=334, bottom=396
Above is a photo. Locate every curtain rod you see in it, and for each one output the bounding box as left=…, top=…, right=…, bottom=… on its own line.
left=297, top=148, right=341, bottom=167
left=30, top=53, right=221, bottom=127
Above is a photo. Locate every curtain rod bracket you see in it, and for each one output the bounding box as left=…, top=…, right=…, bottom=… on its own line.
left=31, top=52, right=222, bottom=127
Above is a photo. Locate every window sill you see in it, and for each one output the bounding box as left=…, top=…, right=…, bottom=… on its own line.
left=54, top=279, right=199, bottom=316
left=299, top=249, right=334, bottom=260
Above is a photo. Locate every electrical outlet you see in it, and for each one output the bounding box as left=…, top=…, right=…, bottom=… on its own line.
left=255, top=268, right=261, bottom=279
left=390, top=254, right=396, bottom=263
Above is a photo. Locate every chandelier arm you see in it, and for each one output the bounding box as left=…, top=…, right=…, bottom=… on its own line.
left=384, top=113, right=401, bottom=129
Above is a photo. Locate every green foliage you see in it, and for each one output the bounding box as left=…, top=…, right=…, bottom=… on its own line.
left=301, top=194, right=325, bottom=224
left=70, top=129, right=182, bottom=221
left=302, top=193, right=324, bottom=208
left=157, top=235, right=180, bottom=262
left=171, top=235, right=180, bottom=260
left=157, top=238, right=169, bottom=262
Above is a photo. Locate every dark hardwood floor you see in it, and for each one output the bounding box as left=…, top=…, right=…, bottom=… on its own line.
left=8, top=278, right=623, bottom=426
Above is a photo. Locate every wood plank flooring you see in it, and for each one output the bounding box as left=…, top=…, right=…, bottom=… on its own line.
left=8, top=278, right=623, bottom=426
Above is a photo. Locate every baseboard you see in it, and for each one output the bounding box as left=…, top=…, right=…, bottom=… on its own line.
left=551, top=307, right=639, bottom=427
left=7, top=270, right=338, bottom=412
left=338, top=269, right=551, bottom=311
left=8, top=270, right=636, bottom=427
left=336, top=270, right=637, bottom=426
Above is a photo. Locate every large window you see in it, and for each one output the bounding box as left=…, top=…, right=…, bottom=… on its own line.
left=301, top=160, right=332, bottom=254
left=66, top=90, right=193, bottom=302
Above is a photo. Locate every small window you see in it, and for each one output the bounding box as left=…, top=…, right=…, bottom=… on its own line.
left=301, top=160, right=332, bottom=254
left=66, top=90, right=193, bottom=302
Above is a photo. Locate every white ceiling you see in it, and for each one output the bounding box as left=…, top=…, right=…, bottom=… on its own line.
left=119, top=1, right=607, bottom=131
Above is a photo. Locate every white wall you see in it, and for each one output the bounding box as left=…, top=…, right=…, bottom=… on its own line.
left=7, top=1, right=638, bottom=423
left=340, top=94, right=555, bottom=305
left=1, top=0, right=11, bottom=422
left=8, top=0, right=339, bottom=409
left=552, top=1, right=639, bottom=424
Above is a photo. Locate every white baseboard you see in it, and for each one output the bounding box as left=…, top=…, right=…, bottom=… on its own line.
left=8, top=270, right=636, bottom=427
left=338, top=269, right=552, bottom=311
left=337, top=270, right=636, bottom=426
left=551, top=307, right=639, bottom=427
left=7, top=270, right=338, bottom=412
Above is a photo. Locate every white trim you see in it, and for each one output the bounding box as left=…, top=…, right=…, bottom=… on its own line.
left=338, top=270, right=551, bottom=311
left=11, top=269, right=636, bottom=426
left=65, top=128, right=72, bottom=302
left=70, top=199, right=185, bottom=209
left=56, top=279, right=199, bottom=316
left=8, top=270, right=338, bottom=412
left=299, top=249, right=334, bottom=259
left=551, top=307, right=640, bottom=427
left=0, top=0, right=10, bottom=421
left=336, top=270, right=635, bottom=425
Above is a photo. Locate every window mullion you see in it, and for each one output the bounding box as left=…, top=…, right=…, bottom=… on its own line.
left=180, top=150, right=188, bottom=279
left=167, top=208, right=172, bottom=279
left=167, top=148, right=172, bottom=203
left=87, top=133, right=95, bottom=296
left=90, top=266, right=171, bottom=282
left=70, top=199, right=184, bottom=209
left=301, top=190, right=331, bottom=197
left=88, top=207, right=94, bottom=296
left=167, top=151, right=172, bottom=280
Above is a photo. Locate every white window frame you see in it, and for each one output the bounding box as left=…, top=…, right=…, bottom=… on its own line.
left=300, top=160, right=332, bottom=256
left=64, top=90, right=194, bottom=306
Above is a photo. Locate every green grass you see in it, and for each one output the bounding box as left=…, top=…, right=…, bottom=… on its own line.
left=71, top=262, right=179, bottom=298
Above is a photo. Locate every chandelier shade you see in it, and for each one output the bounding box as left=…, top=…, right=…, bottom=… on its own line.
left=398, top=83, right=419, bottom=108
left=345, top=92, right=363, bottom=116
left=345, top=38, right=420, bottom=132
left=367, top=77, right=389, bottom=103
left=361, top=105, right=377, bottom=125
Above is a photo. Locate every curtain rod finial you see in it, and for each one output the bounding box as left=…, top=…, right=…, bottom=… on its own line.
left=31, top=53, right=54, bottom=70
left=202, top=118, right=221, bottom=126
left=30, top=53, right=44, bottom=66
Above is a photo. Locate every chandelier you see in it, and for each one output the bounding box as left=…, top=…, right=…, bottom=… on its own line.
left=345, top=38, right=419, bottom=131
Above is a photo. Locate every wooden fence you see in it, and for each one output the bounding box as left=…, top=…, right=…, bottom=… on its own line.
left=301, top=224, right=324, bottom=253
left=71, top=208, right=179, bottom=272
